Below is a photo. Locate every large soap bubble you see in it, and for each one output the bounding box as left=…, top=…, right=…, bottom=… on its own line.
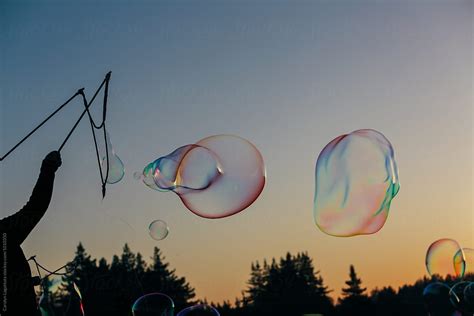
left=314, top=129, right=400, bottom=237
left=426, top=239, right=465, bottom=278
left=139, top=135, right=266, bottom=219
left=177, top=304, right=220, bottom=316
left=132, top=293, right=174, bottom=316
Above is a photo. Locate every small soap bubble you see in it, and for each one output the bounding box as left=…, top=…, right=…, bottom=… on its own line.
left=149, top=220, right=169, bottom=241
left=133, top=171, right=143, bottom=180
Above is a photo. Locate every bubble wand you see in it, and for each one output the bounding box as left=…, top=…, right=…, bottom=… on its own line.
left=0, top=72, right=113, bottom=197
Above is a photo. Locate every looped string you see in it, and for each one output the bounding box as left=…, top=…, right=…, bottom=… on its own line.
left=28, top=255, right=76, bottom=279
left=0, top=71, right=112, bottom=197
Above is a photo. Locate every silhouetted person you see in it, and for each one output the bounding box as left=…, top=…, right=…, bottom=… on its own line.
left=0, top=151, right=61, bottom=316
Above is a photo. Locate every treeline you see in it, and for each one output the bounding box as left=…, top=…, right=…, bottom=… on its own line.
left=40, top=243, right=473, bottom=316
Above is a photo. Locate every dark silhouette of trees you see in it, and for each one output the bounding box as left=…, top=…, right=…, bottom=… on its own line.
left=341, top=265, right=367, bottom=298
left=47, top=244, right=474, bottom=316
left=370, top=286, right=399, bottom=316
left=58, top=243, right=195, bottom=316
left=337, top=265, right=372, bottom=316
left=240, top=252, right=334, bottom=316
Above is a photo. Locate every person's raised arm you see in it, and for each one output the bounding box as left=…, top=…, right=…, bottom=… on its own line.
left=0, top=151, right=61, bottom=245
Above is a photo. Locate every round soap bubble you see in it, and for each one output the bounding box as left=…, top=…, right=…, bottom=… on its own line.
left=133, top=171, right=142, bottom=180
left=177, top=304, right=220, bottom=316
left=132, top=293, right=174, bottom=316
left=449, top=282, right=472, bottom=313
left=454, top=248, right=474, bottom=278
left=426, top=239, right=465, bottom=278
left=139, top=135, right=266, bottom=219
left=423, top=282, right=456, bottom=316
left=149, top=220, right=169, bottom=241
left=101, top=132, right=125, bottom=184
left=313, top=129, right=400, bottom=237
left=464, top=283, right=474, bottom=311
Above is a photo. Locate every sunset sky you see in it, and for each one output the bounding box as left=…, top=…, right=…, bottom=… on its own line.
left=1, top=0, right=472, bottom=304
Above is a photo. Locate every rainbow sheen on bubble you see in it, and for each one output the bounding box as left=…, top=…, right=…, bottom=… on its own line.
left=149, top=220, right=169, bottom=241
left=132, top=293, right=174, bottom=316
left=177, top=304, right=220, bottom=316
left=101, top=131, right=125, bottom=184
left=423, top=282, right=457, bottom=316
left=454, top=248, right=474, bottom=278
left=426, top=239, right=465, bottom=278
left=313, top=129, right=400, bottom=237
left=73, top=282, right=85, bottom=316
left=139, top=135, right=266, bottom=219
left=152, top=144, right=222, bottom=192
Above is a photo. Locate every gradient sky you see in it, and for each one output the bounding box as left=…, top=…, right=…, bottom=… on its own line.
left=1, top=0, right=472, bottom=304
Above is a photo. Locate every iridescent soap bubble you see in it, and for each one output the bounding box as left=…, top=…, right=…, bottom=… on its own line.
left=449, top=282, right=472, bottom=313
left=177, top=304, right=220, bottom=316
left=149, top=220, right=169, bottom=241
left=101, top=131, right=125, bottom=184
left=454, top=248, right=474, bottom=278
left=153, top=144, right=221, bottom=192
left=139, top=135, right=266, bottom=219
left=423, top=282, right=456, bottom=316
left=426, top=239, right=465, bottom=278
left=314, top=129, right=400, bottom=237
left=132, top=293, right=174, bottom=316
left=141, top=161, right=165, bottom=191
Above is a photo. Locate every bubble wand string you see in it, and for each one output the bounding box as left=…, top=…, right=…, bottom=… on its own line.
left=29, top=256, right=84, bottom=315
left=0, top=71, right=112, bottom=197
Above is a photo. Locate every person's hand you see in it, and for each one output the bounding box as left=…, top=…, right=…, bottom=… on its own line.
left=41, top=151, right=62, bottom=172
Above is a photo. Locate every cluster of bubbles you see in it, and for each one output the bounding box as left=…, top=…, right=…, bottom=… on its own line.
left=132, top=293, right=219, bottom=316
left=136, top=134, right=266, bottom=220
left=313, top=129, right=400, bottom=237
left=423, top=238, right=474, bottom=315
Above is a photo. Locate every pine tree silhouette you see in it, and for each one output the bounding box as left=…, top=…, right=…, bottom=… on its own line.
left=57, top=243, right=195, bottom=316
left=337, top=265, right=372, bottom=316
left=243, top=252, right=334, bottom=316
left=51, top=244, right=474, bottom=316
left=341, top=265, right=367, bottom=298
